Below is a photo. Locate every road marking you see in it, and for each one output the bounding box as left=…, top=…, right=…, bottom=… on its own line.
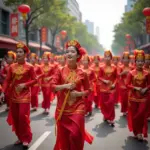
left=0, top=109, right=5, bottom=113
left=29, top=131, right=51, bottom=150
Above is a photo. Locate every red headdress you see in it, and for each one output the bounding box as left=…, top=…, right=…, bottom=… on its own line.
left=104, top=50, right=112, bottom=59
left=122, top=52, right=130, bottom=59
left=93, top=55, right=100, bottom=61
left=145, top=54, right=150, bottom=60
left=65, top=40, right=87, bottom=62
left=16, top=42, right=30, bottom=54
left=30, top=53, right=38, bottom=60
left=7, top=51, right=16, bottom=60
left=134, top=50, right=145, bottom=60
left=113, top=56, right=119, bottom=61
left=42, top=52, right=51, bottom=60
left=82, top=54, right=90, bottom=62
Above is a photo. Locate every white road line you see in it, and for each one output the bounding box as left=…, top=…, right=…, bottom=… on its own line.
left=0, top=109, right=5, bottom=113
left=29, top=131, right=51, bottom=150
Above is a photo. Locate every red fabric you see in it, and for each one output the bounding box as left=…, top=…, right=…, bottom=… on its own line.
left=54, top=114, right=93, bottom=150
left=85, top=92, right=94, bottom=113
left=7, top=103, right=32, bottom=143
left=42, top=87, right=52, bottom=109
left=128, top=101, right=148, bottom=137
left=100, top=92, right=115, bottom=121
left=31, top=86, right=39, bottom=108
left=147, top=93, right=150, bottom=118
left=120, top=88, right=128, bottom=113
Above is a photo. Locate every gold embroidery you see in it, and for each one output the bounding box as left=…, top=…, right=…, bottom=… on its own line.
left=104, top=66, right=112, bottom=77
left=13, top=65, right=26, bottom=80
left=134, top=71, right=144, bottom=85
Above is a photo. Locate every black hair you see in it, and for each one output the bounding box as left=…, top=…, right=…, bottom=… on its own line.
left=70, top=46, right=80, bottom=55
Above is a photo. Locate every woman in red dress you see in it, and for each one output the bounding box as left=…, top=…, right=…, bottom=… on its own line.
left=51, top=40, right=93, bottom=150
left=1, top=51, right=16, bottom=111
left=98, top=50, right=117, bottom=126
left=143, top=54, right=150, bottom=120
left=82, top=55, right=96, bottom=116
left=29, top=53, right=43, bottom=111
left=91, top=55, right=101, bottom=108
left=127, top=50, right=150, bottom=141
left=119, top=52, right=131, bottom=115
left=2, top=42, right=37, bottom=148
left=40, top=52, right=55, bottom=114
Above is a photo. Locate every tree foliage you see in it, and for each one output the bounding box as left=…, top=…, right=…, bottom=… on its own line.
left=112, top=0, right=150, bottom=55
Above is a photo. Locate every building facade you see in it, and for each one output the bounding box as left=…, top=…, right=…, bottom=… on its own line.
left=125, top=0, right=137, bottom=12
left=0, top=0, right=51, bottom=58
left=85, top=20, right=94, bottom=35
left=95, top=26, right=100, bottom=43
left=66, top=0, right=82, bottom=22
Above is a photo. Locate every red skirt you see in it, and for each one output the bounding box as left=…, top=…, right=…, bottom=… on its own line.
left=128, top=101, right=148, bottom=137
left=7, top=103, right=32, bottom=143
left=31, top=86, right=40, bottom=108
left=120, top=88, right=128, bottom=113
left=54, top=114, right=93, bottom=150
left=41, top=87, right=52, bottom=109
left=100, top=92, right=115, bottom=121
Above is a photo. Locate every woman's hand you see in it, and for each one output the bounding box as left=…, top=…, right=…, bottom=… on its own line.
left=103, top=80, right=110, bottom=84
left=140, top=88, right=148, bottom=95
left=134, top=87, right=141, bottom=91
left=16, top=83, right=26, bottom=92
left=64, top=83, right=76, bottom=90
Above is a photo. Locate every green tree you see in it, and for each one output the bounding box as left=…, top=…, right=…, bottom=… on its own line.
left=4, top=0, right=53, bottom=47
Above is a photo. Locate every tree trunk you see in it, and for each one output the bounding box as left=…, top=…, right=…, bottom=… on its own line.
left=25, top=25, right=29, bottom=47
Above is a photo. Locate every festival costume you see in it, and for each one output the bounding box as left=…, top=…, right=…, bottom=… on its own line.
left=99, top=51, right=117, bottom=122
left=3, top=42, right=37, bottom=144
left=127, top=50, right=150, bottom=138
left=52, top=40, right=93, bottom=150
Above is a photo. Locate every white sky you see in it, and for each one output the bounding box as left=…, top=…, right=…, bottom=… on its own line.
left=77, top=0, right=127, bottom=49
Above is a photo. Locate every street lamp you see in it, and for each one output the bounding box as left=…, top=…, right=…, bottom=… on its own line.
left=39, top=28, right=42, bottom=57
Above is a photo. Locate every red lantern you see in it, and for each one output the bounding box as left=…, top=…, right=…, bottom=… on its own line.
left=60, top=30, right=67, bottom=39
left=143, top=7, right=150, bottom=16
left=143, top=8, right=150, bottom=34
left=125, top=34, right=131, bottom=40
left=18, top=4, right=31, bottom=20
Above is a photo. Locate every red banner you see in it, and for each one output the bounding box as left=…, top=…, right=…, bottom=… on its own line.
left=55, top=35, right=61, bottom=48
left=10, top=13, right=19, bottom=37
left=41, top=27, right=47, bottom=43
left=146, top=16, right=150, bottom=34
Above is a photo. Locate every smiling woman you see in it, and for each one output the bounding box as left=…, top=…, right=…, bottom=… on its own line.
left=1, top=42, right=37, bottom=148
left=51, top=40, right=93, bottom=150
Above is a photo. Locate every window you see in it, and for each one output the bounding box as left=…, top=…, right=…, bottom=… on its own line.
left=0, top=9, right=9, bottom=35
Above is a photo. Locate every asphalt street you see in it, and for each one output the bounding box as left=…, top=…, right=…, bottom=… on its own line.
left=0, top=95, right=150, bottom=150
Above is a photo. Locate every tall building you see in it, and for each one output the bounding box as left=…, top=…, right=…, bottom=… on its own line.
left=95, top=26, right=100, bottom=43
left=125, top=0, right=137, bottom=12
left=85, top=20, right=94, bottom=35
left=66, top=0, right=82, bottom=22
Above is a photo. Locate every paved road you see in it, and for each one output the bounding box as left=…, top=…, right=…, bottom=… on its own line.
left=0, top=96, right=150, bottom=150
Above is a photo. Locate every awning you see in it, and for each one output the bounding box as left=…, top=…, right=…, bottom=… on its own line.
left=139, top=43, right=150, bottom=49
left=0, top=35, right=18, bottom=50
left=22, top=41, right=51, bottom=51
left=0, top=35, right=51, bottom=51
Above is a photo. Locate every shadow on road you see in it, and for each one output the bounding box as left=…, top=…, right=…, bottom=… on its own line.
left=45, top=117, right=55, bottom=126
left=116, top=115, right=127, bottom=128
left=0, top=111, right=8, bottom=118
left=31, top=113, right=48, bottom=121
left=122, top=136, right=149, bottom=150
left=0, top=144, right=23, bottom=150
left=92, top=122, right=116, bottom=138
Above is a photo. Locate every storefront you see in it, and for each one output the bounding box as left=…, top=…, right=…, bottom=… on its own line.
left=0, top=35, right=51, bottom=58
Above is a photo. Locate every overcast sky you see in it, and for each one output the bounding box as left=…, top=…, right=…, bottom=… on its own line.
left=77, top=0, right=127, bottom=49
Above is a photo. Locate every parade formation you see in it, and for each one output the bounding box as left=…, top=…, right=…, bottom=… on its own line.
left=0, top=40, right=150, bottom=150
left=0, top=0, right=150, bottom=150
